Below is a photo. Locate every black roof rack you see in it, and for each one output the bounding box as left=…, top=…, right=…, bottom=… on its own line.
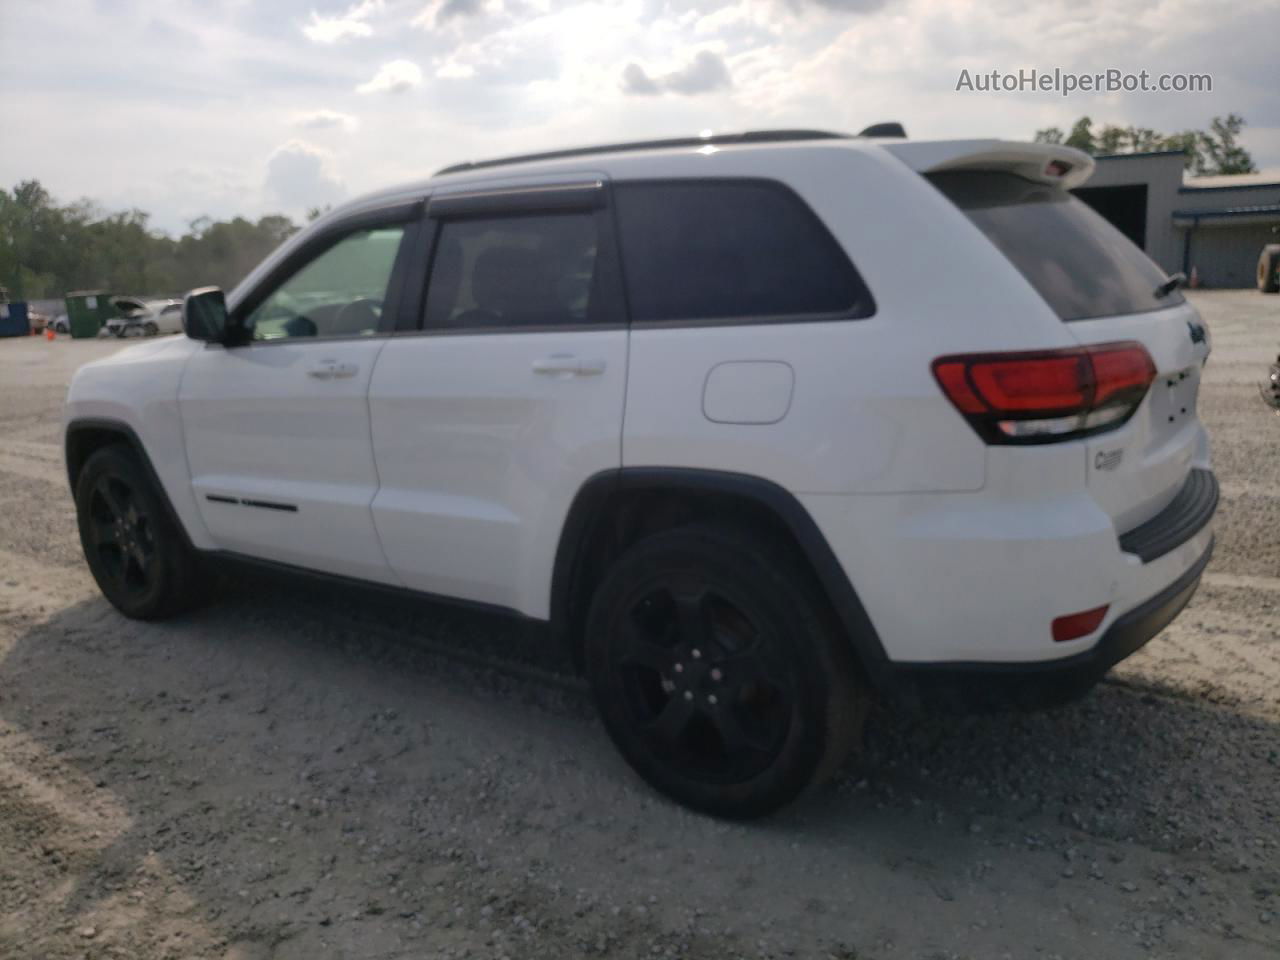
left=435, top=129, right=853, bottom=176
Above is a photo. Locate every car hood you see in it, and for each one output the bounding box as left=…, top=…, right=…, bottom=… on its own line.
left=86, top=333, right=200, bottom=367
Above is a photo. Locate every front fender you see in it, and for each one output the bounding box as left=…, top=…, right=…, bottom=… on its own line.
left=64, top=338, right=215, bottom=550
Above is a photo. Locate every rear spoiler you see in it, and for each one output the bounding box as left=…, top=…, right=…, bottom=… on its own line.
left=880, top=139, right=1095, bottom=190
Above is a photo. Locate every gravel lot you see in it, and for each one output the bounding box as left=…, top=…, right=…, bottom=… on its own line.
left=1, top=291, right=1277, bottom=960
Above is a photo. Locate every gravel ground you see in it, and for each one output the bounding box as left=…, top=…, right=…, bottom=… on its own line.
left=1, top=291, right=1277, bottom=960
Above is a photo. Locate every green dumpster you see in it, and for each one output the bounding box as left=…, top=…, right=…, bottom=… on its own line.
left=65, top=290, right=116, bottom=339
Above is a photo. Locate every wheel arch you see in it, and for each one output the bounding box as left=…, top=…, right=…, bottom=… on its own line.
left=549, top=467, right=891, bottom=686
left=65, top=418, right=197, bottom=552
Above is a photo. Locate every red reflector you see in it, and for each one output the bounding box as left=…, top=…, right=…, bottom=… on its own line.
left=1051, top=605, right=1109, bottom=643
left=1045, top=159, right=1073, bottom=178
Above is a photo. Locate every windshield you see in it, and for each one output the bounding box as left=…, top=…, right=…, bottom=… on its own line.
left=928, top=170, right=1184, bottom=321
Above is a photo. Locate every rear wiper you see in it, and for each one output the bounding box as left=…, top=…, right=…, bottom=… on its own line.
left=1154, top=272, right=1186, bottom=299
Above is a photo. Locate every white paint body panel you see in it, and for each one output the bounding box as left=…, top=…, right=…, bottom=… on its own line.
left=178, top=339, right=398, bottom=584
left=63, top=336, right=217, bottom=550
left=63, top=135, right=1214, bottom=668
left=702, top=361, right=794, bottom=425
left=367, top=329, right=627, bottom=615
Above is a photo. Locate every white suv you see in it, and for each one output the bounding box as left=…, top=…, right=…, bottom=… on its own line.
left=64, top=130, right=1217, bottom=817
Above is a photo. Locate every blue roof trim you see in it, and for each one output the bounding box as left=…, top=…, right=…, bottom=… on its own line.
left=1173, top=204, right=1280, bottom=221
left=1178, top=180, right=1280, bottom=194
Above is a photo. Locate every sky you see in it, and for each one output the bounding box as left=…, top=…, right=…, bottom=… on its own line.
left=2, top=0, right=1277, bottom=235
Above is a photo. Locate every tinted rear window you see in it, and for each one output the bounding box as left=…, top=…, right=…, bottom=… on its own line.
left=423, top=214, right=600, bottom=330
left=613, top=180, right=873, bottom=324
left=928, top=171, right=1183, bottom=321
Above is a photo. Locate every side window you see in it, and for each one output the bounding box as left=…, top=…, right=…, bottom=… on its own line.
left=245, top=226, right=406, bottom=340
left=613, top=180, right=874, bottom=323
left=423, top=213, right=599, bottom=330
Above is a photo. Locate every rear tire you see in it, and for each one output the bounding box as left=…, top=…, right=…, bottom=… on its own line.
left=143, top=321, right=159, bottom=336
left=1259, top=245, right=1280, bottom=293
left=74, top=445, right=205, bottom=620
left=584, top=525, right=862, bottom=818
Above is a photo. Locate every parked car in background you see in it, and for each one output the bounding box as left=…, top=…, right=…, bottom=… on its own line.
left=103, top=297, right=184, bottom=337
left=50, top=313, right=70, bottom=335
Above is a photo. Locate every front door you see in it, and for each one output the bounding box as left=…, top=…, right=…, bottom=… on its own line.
left=179, top=219, right=413, bottom=584
left=368, top=181, right=629, bottom=615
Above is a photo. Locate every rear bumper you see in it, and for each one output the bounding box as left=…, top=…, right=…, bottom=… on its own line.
left=1118, top=468, right=1217, bottom=562
left=799, top=460, right=1217, bottom=674
left=886, top=537, right=1212, bottom=708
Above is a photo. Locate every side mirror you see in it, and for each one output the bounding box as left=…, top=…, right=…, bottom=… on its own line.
left=183, top=287, right=229, bottom=342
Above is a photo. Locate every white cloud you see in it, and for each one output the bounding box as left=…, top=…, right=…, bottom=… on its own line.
left=356, top=59, right=424, bottom=94
left=293, top=109, right=361, bottom=132
left=623, top=50, right=733, bottom=96
left=436, top=61, right=477, bottom=79
left=303, top=0, right=383, bottom=44
left=3, top=0, right=1278, bottom=237
left=412, top=0, right=492, bottom=28
left=264, top=140, right=346, bottom=212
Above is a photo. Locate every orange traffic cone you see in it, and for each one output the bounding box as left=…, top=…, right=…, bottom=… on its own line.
left=46, top=328, right=55, bottom=341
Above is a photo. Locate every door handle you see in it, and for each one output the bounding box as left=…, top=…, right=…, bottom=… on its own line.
left=307, top=360, right=359, bottom=380
left=532, top=354, right=607, bottom=377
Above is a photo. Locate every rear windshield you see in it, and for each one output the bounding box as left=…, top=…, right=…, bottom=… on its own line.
left=928, top=171, right=1183, bottom=321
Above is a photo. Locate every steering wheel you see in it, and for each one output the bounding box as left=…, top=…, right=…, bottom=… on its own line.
left=333, top=298, right=382, bottom=334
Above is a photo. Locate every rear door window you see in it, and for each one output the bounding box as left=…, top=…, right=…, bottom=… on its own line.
left=928, top=171, right=1182, bottom=321
left=423, top=213, right=601, bottom=330
left=613, top=180, right=874, bottom=324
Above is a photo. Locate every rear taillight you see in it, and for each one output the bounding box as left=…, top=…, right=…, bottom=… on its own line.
left=933, top=342, right=1155, bottom=444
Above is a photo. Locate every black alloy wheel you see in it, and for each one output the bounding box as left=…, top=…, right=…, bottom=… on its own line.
left=615, top=578, right=795, bottom=784
left=74, top=445, right=204, bottom=619
left=586, top=525, right=861, bottom=818
left=85, top=472, right=157, bottom=603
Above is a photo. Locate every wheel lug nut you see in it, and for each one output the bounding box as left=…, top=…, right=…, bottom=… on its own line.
left=682, top=691, right=693, bottom=701
left=673, top=663, right=683, bottom=673
left=691, top=649, right=701, bottom=659
left=707, top=695, right=718, bottom=705
left=710, top=668, right=722, bottom=682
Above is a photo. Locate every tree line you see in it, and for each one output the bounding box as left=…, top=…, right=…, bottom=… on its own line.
left=0, top=180, right=301, bottom=302
left=1034, top=114, right=1256, bottom=175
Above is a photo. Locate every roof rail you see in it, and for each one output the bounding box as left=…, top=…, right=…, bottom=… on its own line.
left=435, top=129, right=852, bottom=176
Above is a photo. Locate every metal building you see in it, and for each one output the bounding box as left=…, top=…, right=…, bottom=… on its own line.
left=1077, top=151, right=1280, bottom=288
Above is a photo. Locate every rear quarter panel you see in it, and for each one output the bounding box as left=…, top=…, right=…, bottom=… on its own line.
left=618, top=145, right=1080, bottom=494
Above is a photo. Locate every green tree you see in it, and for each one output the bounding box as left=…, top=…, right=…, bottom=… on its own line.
left=1033, top=114, right=1257, bottom=176
left=0, top=179, right=301, bottom=301
left=1063, top=117, right=1096, bottom=153
left=1202, top=114, right=1254, bottom=175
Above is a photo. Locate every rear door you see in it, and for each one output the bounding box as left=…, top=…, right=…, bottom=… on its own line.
left=367, top=179, right=628, bottom=615
left=929, top=170, right=1211, bottom=532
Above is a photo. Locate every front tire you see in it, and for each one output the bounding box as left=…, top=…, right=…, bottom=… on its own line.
left=584, top=525, right=862, bottom=818
left=74, top=445, right=204, bottom=620
left=1259, top=245, right=1280, bottom=293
